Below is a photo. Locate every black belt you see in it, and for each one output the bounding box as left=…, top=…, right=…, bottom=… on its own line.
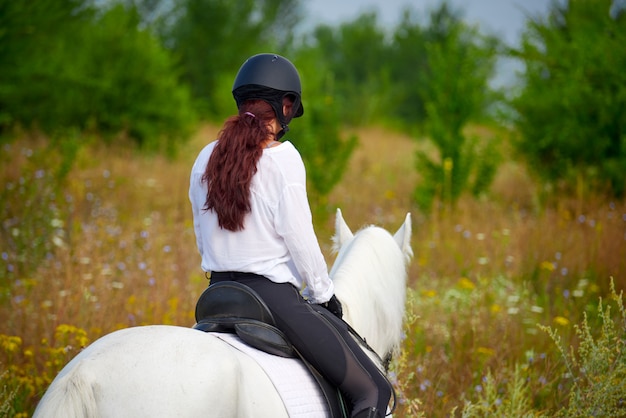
left=210, top=271, right=266, bottom=281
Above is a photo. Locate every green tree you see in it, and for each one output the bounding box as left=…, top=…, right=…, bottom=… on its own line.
left=310, top=13, right=390, bottom=125
left=510, top=0, right=626, bottom=197
left=389, top=9, right=429, bottom=132
left=0, top=0, right=195, bottom=151
left=0, top=0, right=92, bottom=134
left=399, top=4, right=500, bottom=210
left=290, top=47, right=358, bottom=217
left=162, top=0, right=302, bottom=118
left=82, top=3, right=195, bottom=151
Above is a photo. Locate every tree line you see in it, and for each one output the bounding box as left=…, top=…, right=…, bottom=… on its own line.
left=1, top=0, right=624, bottom=207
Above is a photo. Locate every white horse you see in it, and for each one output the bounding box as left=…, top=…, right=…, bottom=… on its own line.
left=34, top=209, right=412, bottom=418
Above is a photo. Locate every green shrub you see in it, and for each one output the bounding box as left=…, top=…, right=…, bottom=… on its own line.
left=0, top=370, right=19, bottom=418
left=459, top=278, right=626, bottom=417
left=291, top=48, right=358, bottom=217
left=543, top=278, right=626, bottom=417
left=0, top=1, right=195, bottom=152
left=459, top=365, right=537, bottom=418
left=510, top=0, right=626, bottom=198
left=408, top=5, right=500, bottom=211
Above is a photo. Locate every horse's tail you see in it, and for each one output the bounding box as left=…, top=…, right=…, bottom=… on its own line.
left=33, top=361, right=99, bottom=418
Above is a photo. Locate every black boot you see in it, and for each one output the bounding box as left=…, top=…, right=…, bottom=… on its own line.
left=353, top=407, right=382, bottom=418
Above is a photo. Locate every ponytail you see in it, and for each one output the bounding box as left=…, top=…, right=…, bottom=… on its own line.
left=201, top=100, right=276, bottom=231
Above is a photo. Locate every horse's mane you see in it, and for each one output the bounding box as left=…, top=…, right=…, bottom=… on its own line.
left=329, top=213, right=412, bottom=360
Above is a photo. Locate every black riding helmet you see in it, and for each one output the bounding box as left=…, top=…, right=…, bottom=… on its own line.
left=232, top=53, right=304, bottom=139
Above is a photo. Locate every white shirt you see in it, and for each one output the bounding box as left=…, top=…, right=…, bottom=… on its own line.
left=189, top=140, right=334, bottom=304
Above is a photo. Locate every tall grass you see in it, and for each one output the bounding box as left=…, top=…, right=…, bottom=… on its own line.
left=1, top=125, right=625, bottom=416
left=327, top=126, right=625, bottom=416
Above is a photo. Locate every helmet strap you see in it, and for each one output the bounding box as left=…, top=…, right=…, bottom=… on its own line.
left=276, top=124, right=289, bottom=140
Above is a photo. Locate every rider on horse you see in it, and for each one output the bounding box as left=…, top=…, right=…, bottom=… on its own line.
left=188, top=53, right=393, bottom=418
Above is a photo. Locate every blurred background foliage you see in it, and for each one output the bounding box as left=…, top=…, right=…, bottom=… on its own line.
left=1, top=0, right=624, bottom=207
left=509, top=0, right=626, bottom=199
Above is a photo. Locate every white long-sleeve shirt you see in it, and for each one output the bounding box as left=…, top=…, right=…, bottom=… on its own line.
left=189, top=140, right=334, bottom=304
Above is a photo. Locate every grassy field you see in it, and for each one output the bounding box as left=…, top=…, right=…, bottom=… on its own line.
left=1, top=125, right=625, bottom=416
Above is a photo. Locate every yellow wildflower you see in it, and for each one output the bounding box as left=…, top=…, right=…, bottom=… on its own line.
left=554, top=316, right=570, bottom=326
left=0, top=335, right=22, bottom=353
left=476, top=347, right=495, bottom=356
left=458, top=277, right=476, bottom=290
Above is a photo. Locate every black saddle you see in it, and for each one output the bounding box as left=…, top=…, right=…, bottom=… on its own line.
left=193, top=281, right=294, bottom=358
left=193, top=281, right=349, bottom=418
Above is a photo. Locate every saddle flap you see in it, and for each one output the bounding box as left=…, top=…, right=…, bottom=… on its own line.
left=235, top=322, right=295, bottom=358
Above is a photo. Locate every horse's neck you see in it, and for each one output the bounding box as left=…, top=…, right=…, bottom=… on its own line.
left=330, top=227, right=407, bottom=359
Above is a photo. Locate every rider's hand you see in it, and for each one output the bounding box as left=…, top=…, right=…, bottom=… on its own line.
left=321, top=295, right=343, bottom=319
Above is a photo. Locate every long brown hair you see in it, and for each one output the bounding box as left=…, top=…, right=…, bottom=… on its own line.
left=201, top=100, right=276, bottom=231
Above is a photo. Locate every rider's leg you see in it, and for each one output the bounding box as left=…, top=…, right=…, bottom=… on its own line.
left=222, top=276, right=391, bottom=416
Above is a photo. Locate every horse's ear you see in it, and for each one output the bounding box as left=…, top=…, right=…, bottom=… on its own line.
left=394, top=213, right=413, bottom=263
left=332, top=208, right=354, bottom=253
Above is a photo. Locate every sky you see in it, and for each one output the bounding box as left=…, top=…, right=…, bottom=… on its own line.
left=305, top=0, right=552, bottom=46
left=304, top=0, right=555, bottom=87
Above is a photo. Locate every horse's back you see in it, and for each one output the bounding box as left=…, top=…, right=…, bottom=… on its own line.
left=34, top=325, right=288, bottom=418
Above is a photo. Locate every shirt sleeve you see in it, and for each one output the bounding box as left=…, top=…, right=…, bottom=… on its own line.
left=274, top=183, right=334, bottom=304
left=190, top=194, right=202, bottom=256
left=189, top=147, right=209, bottom=259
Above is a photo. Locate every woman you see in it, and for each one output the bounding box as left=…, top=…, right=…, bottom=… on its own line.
left=189, top=53, right=391, bottom=418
